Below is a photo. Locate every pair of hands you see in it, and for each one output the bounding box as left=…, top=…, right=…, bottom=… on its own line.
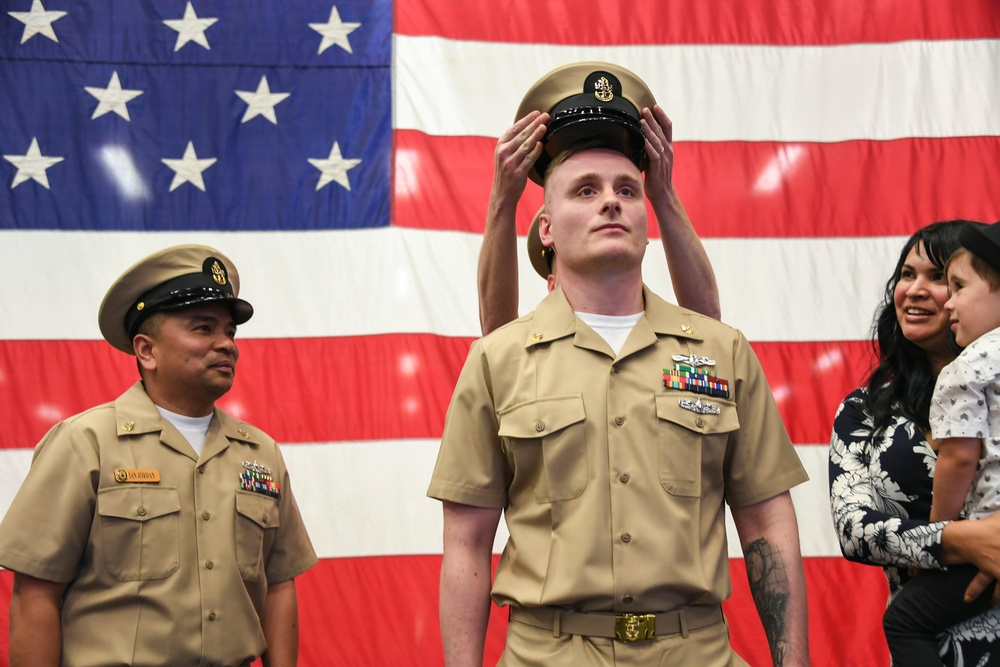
left=490, top=104, right=679, bottom=210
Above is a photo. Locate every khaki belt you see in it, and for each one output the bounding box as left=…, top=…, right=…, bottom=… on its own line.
left=509, top=605, right=723, bottom=642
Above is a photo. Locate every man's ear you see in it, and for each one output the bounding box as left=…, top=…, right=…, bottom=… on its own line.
left=538, top=212, right=554, bottom=249
left=133, top=334, right=156, bottom=372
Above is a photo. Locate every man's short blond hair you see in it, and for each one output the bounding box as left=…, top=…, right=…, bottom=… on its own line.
left=541, top=139, right=631, bottom=191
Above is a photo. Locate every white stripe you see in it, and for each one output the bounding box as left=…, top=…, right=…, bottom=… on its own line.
left=0, top=442, right=840, bottom=560
left=0, top=229, right=901, bottom=342
left=0, top=450, right=32, bottom=526
left=723, top=443, right=837, bottom=558
left=394, top=36, right=1000, bottom=141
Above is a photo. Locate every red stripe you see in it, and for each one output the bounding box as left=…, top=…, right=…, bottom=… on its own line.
left=0, top=556, right=889, bottom=666
left=753, top=339, right=872, bottom=446
left=395, top=0, right=1000, bottom=45
left=0, top=337, right=867, bottom=450
left=394, top=131, right=1000, bottom=238
left=0, top=336, right=468, bottom=450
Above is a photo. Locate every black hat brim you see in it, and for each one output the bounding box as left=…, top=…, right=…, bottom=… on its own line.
left=534, top=108, right=646, bottom=182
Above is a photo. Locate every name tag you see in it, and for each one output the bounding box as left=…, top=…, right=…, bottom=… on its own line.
left=114, top=468, right=161, bottom=483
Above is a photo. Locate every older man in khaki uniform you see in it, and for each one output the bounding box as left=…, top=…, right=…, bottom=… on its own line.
left=0, top=245, right=317, bottom=667
left=428, top=64, right=811, bottom=666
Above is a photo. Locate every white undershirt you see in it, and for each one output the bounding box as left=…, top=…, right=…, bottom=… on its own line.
left=576, top=311, right=643, bottom=356
left=156, top=406, right=213, bottom=455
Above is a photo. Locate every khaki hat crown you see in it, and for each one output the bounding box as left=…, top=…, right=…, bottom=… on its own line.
left=516, top=61, right=656, bottom=185
left=98, top=244, right=253, bottom=354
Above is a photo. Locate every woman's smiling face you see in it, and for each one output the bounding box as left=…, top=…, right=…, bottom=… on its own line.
left=893, top=241, right=952, bottom=358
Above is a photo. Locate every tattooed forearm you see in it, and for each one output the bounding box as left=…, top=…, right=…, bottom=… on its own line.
left=746, top=537, right=790, bottom=666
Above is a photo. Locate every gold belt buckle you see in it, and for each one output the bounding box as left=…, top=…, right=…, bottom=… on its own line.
left=614, top=613, right=656, bottom=642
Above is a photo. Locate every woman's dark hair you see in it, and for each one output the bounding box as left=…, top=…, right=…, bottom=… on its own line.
left=865, top=220, right=966, bottom=440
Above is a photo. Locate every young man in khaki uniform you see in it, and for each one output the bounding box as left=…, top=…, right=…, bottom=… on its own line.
left=0, top=245, right=317, bottom=667
left=428, top=64, right=811, bottom=666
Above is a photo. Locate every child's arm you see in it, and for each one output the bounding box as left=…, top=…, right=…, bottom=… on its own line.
left=930, top=436, right=983, bottom=522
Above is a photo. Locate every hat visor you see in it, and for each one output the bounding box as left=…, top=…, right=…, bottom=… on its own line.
left=118, top=290, right=254, bottom=355
left=530, top=112, right=647, bottom=184
left=155, top=292, right=254, bottom=326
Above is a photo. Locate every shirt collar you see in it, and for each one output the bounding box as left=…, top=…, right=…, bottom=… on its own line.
left=113, top=381, right=264, bottom=449
left=523, top=285, right=705, bottom=351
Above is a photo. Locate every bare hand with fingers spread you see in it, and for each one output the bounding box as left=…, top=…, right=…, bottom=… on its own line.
left=640, top=104, right=676, bottom=208
left=491, top=110, right=548, bottom=208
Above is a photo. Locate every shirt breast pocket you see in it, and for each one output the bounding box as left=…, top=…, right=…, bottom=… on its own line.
left=97, top=486, right=181, bottom=581
left=235, top=490, right=280, bottom=582
left=498, top=394, right=587, bottom=503
left=655, top=394, right=739, bottom=497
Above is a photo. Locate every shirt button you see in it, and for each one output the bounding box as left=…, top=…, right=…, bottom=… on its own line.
left=612, top=366, right=619, bottom=374
left=261, top=514, right=269, bottom=525
left=202, top=511, right=211, bottom=521
left=614, top=416, right=625, bottom=426
left=206, top=560, right=214, bottom=570
left=622, top=594, right=634, bottom=604
left=619, top=472, right=630, bottom=484
left=696, top=417, right=705, bottom=428
left=535, top=421, right=545, bottom=432
left=208, top=612, right=217, bottom=621
left=621, top=533, right=631, bottom=543
left=198, top=466, right=206, bottom=475
left=136, top=507, right=146, bottom=517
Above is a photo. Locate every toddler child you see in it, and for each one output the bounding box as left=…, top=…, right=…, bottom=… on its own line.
left=883, top=220, right=1000, bottom=666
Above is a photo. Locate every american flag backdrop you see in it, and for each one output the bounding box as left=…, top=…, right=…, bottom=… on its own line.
left=1, top=0, right=999, bottom=664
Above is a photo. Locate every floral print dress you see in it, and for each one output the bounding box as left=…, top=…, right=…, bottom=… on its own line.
left=830, top=387, right=1000, bottom=666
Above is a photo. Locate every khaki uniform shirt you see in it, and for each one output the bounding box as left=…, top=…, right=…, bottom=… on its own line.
left=0, top=382, right=317, bottom=667
left=428, top=286, right=807, bottom=613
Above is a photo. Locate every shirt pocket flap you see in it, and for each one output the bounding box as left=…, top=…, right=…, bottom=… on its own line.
left=236, top=490, right=281, bottom=529
left=655, top=394, right=739, bottom=434
left=98, top=486, right=181, bottom=522
left=498, top=395, right=586, bottom=439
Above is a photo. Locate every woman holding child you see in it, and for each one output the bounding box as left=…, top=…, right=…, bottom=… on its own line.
left=829, top=220, right=1000, bottom=664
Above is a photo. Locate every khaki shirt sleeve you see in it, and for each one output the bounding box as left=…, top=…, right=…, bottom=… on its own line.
left=723, top=330, right=809, bottom=508
left=427, top=339, right=510, bottom=508
left=0, top=420, right=100, bottom=582
left=263, top=445, right=318, bottom=583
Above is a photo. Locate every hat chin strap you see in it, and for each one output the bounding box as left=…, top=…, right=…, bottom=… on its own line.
left=126, top=288, right=250, bottom=340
